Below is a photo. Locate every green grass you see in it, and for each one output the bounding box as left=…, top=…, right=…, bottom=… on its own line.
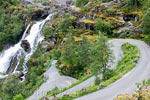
left=56, top=42, right=140, bottom=100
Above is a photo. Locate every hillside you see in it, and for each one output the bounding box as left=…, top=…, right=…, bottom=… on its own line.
left=0, top=0, right=150, bottom=100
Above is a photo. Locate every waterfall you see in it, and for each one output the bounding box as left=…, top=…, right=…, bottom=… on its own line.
left=0, top=14, right=54, bottom=79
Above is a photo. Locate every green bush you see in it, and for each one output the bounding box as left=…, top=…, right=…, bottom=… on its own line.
left=141, top=8, right=150, bottom=34
left=103, top=69, right=115, bottom=81
left=95, top=76, right=101, bottom=85
left=124, top=0, right=143, bottom=12
left=95, top=18, right=112, bottom=34
left=13, top=94, right=24, bottom=100
left=58, top=14, right=73, bottom=32
left=75, top=0, right=89, bottom=7
left=0, top=0, right=24, bottom=51
left=42, top=23, right=54, bottom=39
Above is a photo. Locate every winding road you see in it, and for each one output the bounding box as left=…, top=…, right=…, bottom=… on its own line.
left=27, top=60, right=77, bottom=100
left=74, top=39, right=150, bottom=100
left=28, top=39, right=150, bottom=100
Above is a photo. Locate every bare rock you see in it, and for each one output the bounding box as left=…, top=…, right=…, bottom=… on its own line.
left=21, top=40, right=31, bottom=53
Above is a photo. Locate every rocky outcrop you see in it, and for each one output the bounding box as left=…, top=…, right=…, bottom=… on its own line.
left=91, top=5, right=103, bottom=14
left=123, top=14, right=139, bottom=22
left=72, top=22, right=95, bottom=30
left=21, top=40, right=31, bottom=53
left=30, top=8, right=49, bottom=20
left=40, top=38, right=56, bottom=52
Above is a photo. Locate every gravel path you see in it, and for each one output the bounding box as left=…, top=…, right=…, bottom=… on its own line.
left=27, top=60, right=77, bottom=100
left=75, top=39, right=150, bottom=100
left=49, top=39, right=124, bottom=99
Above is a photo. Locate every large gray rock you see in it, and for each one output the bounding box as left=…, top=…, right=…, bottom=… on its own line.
left=21, top=40, right=31, bottom=53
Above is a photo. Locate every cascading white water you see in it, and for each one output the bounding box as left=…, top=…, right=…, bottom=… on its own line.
left=0, top=14, right=54, bottom=78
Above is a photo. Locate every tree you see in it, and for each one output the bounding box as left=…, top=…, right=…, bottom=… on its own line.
left=58, top=14, right=73, bottom=32
left=2, top=77, right=24, bottom=100
left=141, top=8, right=150, bottom=34
left=89, top=32, right=111, bottom=77
left=77, top=36, right=91, bottom=69
left=143, top=0, right=150, bottom=11
left=124, top=0, right=143, bottom=11
left=95, top=18, right=112, bottom=34
left=62, top=33, right=77, bottom=67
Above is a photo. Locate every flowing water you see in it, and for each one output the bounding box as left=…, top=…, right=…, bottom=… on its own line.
left=0, top=14, right=53, bottom=79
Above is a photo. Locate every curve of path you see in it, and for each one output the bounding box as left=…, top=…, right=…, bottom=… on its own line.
left=50, top=39, right=124, bottom=99
left=74, top=39, right=150, bottom=100
left=27, top=60, right=77, bottom=100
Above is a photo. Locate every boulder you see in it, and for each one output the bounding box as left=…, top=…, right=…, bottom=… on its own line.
left=31, top=8, right=49, bottom=20
left=92, top=5, right=102, bottom=14
left=21, top=40, right=31, bottom=53
left=72, top=22, right=95, bottom=30
left=123, top=14, right=139, bottom=22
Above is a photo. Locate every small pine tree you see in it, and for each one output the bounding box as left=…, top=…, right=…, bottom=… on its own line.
left=89, top=32, right=111, bottom=76
left=58, top=14, right=73, bottom=32
left=143, top=0, right=150, bottom=11
left=141, top=8, right=150, bottom=34
left=77, top=36, right=91, bottom=69
left=62, top=33, right=77, bottom=67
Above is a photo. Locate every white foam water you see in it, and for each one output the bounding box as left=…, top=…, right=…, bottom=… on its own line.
left=0, top=14, right=53, bottom=78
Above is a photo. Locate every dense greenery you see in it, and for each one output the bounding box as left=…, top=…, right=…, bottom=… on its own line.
left=57, top=43, right=140, bottom=100
left=0, top=76, right=24, bottom=100
left=75, top=0, right=89, bottom=7
left=0, top=0, right=25, bottom=51
left=141, top=8, right=150, bottom=34
left=95, top=18, right=112, bottom=34
left=124, top=0, right=143, bottom=11
left=59, top=32, right=111, bottom=79
left=1, top=0, right=150, bottom=100
left=58, top=14, right=73, bottom=32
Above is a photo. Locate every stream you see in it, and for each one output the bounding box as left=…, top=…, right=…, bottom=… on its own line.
left=0, top=14, right=54, bottom=79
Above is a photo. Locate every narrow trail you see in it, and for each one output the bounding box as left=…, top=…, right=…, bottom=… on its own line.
left=74, top=39, right=150, bottom=100
left=27, top=60, right=77, bottom=100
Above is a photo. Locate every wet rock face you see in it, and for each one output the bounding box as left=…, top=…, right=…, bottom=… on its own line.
left=6, top=56, right=18, bottom=74
left=31, top=9, right=49, bottom=20
left=92, top=6, right=102, bottom=14
left=72, top=22, right=95, bottom=30
left=123, top=14, right=138, bottom=22
left=21, top=40, right=31, bottom=53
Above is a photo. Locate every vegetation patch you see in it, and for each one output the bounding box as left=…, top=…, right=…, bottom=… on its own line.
left=55, top=43, right=140, bottom=100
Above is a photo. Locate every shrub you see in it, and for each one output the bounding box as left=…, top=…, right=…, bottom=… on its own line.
left=58, top=14, right=73, bottom=32
left=124, top=0, right=143, bottom=12
left=103, top=69, right=115, bottom=81
left=141, top=8, right=150, bottom=34
left=95, top=76, right=101, bottom=85
left=75, top=0, right=89, bottom=7
left=13, top=94, right=24, bottom=100
left=95, top=18, right=112, bottom=34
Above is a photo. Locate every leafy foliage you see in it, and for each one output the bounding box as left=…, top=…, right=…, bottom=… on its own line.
left=95, top=18, right=112, bottom=34
left=58, top=14, right=73, bottom=32
left=0, top=77, right=24, bottom=100
left=124, top=0, right=143, bottom=12
left=141, top=8, right=150, bottom=34
left=13, top=94, right=24, bottom=100
left=75, top=0, right=89, bottom=7
left=60, top=32, right=111, bottom=79
left=0, top=0, right=24, bottom=51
